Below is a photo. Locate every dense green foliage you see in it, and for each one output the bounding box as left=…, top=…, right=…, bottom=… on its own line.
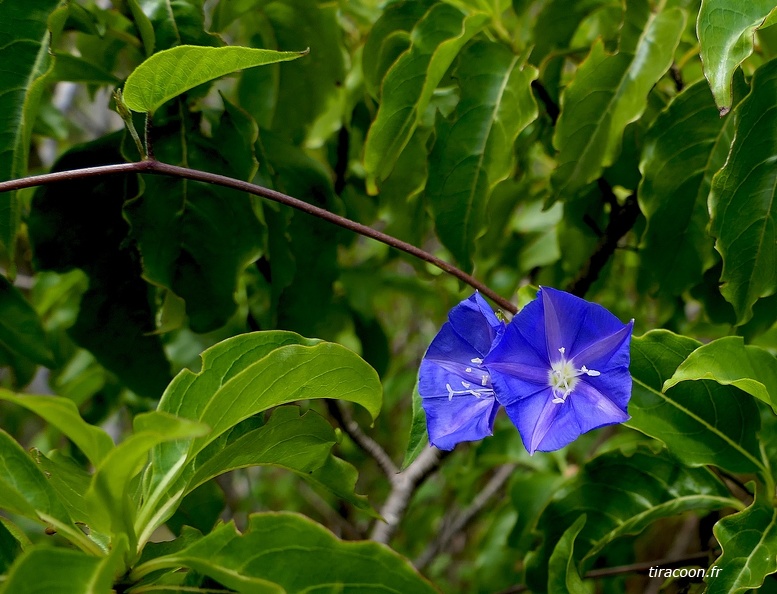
left=1, top=0, right=777, bottom=592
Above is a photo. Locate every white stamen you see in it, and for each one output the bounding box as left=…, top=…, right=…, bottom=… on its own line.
left=558, top=347, right=565, bottom=354
left=465, top=367, right=472, bottom=373
left=481, top=375, right=488, bottom=386
left=471, top=357, right=483, bottom=364
left=461, top=381, right=471, bottom=389
left=446, top=383, right=455, bottom=401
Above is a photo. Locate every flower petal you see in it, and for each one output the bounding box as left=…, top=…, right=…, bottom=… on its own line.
left=541, top=287, right=565, bottom=359
left=499, top=387, right=560, bottom=455
left=421, top=393, right=499, bottom=450
left=568, top=380, right=630, bottom=434
left=571, top=320, right=634, bottom=370
left=447, top=292, right=504, bottom=356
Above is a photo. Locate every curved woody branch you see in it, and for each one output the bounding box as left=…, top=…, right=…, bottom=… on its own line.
left=0, top=159, right=517, bottom=314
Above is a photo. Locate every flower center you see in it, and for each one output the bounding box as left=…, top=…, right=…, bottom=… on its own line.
left=548, top=347, right=600, bottom=404
left=445, top=358, right=494, bottom=401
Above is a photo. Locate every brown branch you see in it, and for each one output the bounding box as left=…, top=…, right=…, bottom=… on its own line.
left=326, top=400, right=397, bottom=479
left=0, top=159, right=517, bottom=314
left=370, top=446, right=449, bottom=544
left=566, top=184, right=640, bottom=298
left=415, top=463, right=516, bottom=569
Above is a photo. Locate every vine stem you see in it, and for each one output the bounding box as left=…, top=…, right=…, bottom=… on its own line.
left=0, top=159, right=517, bottom=314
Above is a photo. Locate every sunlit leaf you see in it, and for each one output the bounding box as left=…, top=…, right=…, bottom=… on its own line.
left=698, top=0, right=777, bottom=113
left=0, top=390, right=113, bottom=465
left=123, top=45, right=307, bottom=114
left=663, top=336, right=777, bottom=414
left=547, top=515, right=587, bottom=594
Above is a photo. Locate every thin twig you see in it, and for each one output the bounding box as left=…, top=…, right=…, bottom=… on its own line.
left=326, top=400, right=398, bottom=479
left=0, top=159, right=517, bottom=314
left=415, top=463, right=516, bottom=569
left=566, top=184, right=640, bottom=298
left=531, top=80, right=559, bottom=124
left=370, top=446, right=448, bottom=544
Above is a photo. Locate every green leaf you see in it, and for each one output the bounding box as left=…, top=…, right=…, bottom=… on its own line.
left=187, top=407, right=373, bottom=514
left=697, top=0, right=777, bottom=113
left=133, top=512, right=438, bottom=593
left=0, top=543, right=126, bottom=594
left=0, top=276, right=54, bottom=367
left=28, top=133, right=172, bottom=398
left=706, top=489, right=777, bottom=593
left=627, top=330, right=765, bottom=475
left=134, top=0, right=218, bottom=50
left=0, top=0, right=60, bottom=259
left=0, top=390, right=114, bottom=466
left=123, top=45, right=307, bottom=114
left=137, top=332, right=381, bottom=545
left=363, top=3, right=489, bottom=190
left=547, top=515, right=587, bottom=594
left=525, top=445, right=736, bottom=590
left=637, top=79, right=728, bottom=295
left=0, top=518, right=23, bottom=574
left=361, top=0, right=434, bottom=99
left=552, top=5, right=686, bottom=199
left=426, top=40, right=538, bottom=269
left=402, top=384, right=428, bottom=470
left=663, top=336, right=777, bottom=414
left=709, top=57, right=777, bottom=324
left=127, top=0, right=155, bottom=56
left=237, top=0, right=346, bottom=142
left=85, top=412, right=209, bottom=536
left=0, top=430, right=97, bottom=554
left=124, top=103, right=265, bottom=332
left=50, top=52, right=120, bottom=84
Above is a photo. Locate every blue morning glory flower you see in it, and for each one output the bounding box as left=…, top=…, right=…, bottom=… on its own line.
left=419, top=292, right=505, bottom=450
left=484, top=286, right=633, bottom=454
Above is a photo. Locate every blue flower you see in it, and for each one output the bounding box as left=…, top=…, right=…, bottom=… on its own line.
left=484, top=287, right=633, bottom=454
left=419, top=293, right=505, bottom=450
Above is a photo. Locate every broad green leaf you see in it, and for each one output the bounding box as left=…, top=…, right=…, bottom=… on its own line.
left=638, top=79, right=727, bottom=295
left=664, top=336, right=777, bottom=414
left=529, top=0, right=613, bottom=64
left=237, top=0, right=346, bottom=142
left=0, top=430, right=97, bottom=555
left=361, top=0, right=434, bottom=99
left=0, top=390, right=113, bottom=465
left=137, top=332, right=381, bottom=545
left=28, top=133, right=171, bottom=398
left=50, top=53, right=121, bottom=85
left=628, top=330, right=764, bottom=475
left=525, top=446, right=736, bottom=590
left=0, top=0, right=59, bottom=259
left=85, top=412, right=208, bottom=536
left=706, top=490, right=777, bottom=593
left=187, top=407, right=373, bottom=514
left=133, top=512, right=438, bottom=593
left=709, top=57, right=777, bottom=324
left=426, top=40, right=538, bottom=269
left=135, top=0, right=218, bottom=50
left=124, top=102, right=265, bottom=333
left=127, top=0, right=155, bottom=56
left=552, top=6, right=686, bottom=199
left=547, top=515, right=587, bottom=594
left=363, top=3, right=489, bottom=190
left=402, top=384, right=428, bottom=470
left=0, top=276, right=54, bottom=367
left=0, top=544, right=125, bottom=594
left=123, top=45, right=307, bottom=114
left=698, top=0, right=777, bottom=113
left=0, top=518, right=22, bottom=574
